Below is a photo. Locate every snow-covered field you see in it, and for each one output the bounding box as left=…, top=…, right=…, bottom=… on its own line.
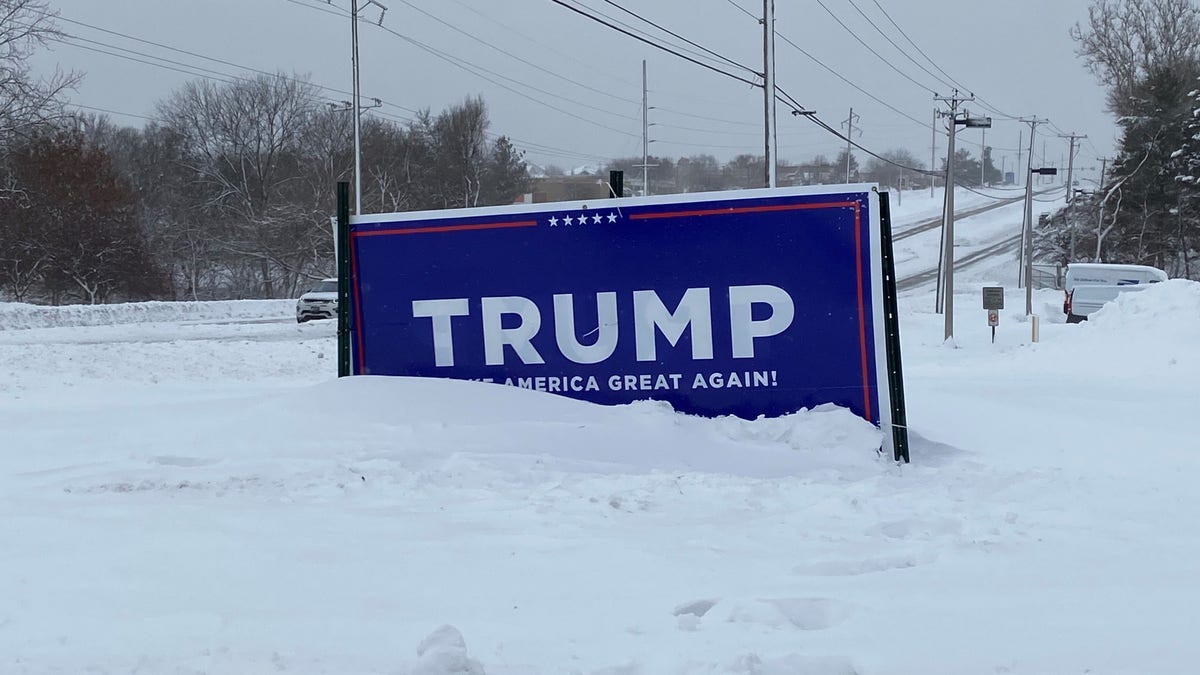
left=3, top=186, right=1199, bottom=674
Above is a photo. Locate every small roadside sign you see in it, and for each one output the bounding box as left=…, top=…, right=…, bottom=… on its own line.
left=988, top=309, right=999, bottom=327
left=982, top=286, right=1005, bottom=310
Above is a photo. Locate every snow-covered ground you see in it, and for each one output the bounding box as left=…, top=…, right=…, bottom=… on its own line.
left=3, top=185, right=1198, bottom=674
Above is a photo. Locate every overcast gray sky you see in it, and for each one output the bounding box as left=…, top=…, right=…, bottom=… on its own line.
left=34, top=0, right=1115, bottom=179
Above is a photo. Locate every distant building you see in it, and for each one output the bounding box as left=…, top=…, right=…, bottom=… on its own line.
left=523, top=175, right=612, bottom=203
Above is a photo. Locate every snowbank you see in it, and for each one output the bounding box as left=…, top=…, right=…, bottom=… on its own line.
left=1085, top=278, right=1200, bottom=334
left=0, top=299, right=294, bottom=330
left=259, top=376, right=885, bottom=478
left=1027, top=279, right=1200, bottom=378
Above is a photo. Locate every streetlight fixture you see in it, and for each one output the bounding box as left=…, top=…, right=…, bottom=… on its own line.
left=1024, top=166, right=1058, bottom=314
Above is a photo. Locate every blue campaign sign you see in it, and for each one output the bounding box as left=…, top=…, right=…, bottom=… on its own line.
left=347, top=185, right=893, bottom=430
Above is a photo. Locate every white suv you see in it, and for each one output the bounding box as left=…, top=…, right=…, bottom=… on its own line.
left=296, top=278, right=338, bottom=323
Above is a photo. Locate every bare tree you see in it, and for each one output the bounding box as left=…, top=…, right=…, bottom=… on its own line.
left=158, top=72, right=321, bottom=297
left=1071, top=0, right=1200, bottom=115
left=426, top=96, right=489, bottom=208
left=0, top=0, right=78, bottom=138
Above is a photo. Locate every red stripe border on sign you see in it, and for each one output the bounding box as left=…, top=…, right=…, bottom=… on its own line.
left=349, top=230, right=366, bottom=374
left=631, top=199, right=872, bottom=423
left=352, top=220, right=538, bottom=238
left=629, top=201, right=858, bottom=220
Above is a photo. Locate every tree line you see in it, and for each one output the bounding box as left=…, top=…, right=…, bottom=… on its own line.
left=1043, top=0, right=1200, bottom=278
left=0, top=2, right=531, bottom=304
left=597, top=145, right=1000, bottom=195
left=0, top=80, right=530, bottom=303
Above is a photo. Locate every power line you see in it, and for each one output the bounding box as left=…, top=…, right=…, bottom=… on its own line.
left=774, top=31, right=929, bottom=130
left=840, top=0, right=957, bottom=92
left=653, top=105, right=761, bottom=128
left=52, top=36, right=241, bottom=87
left=594, top=0, right=758, bottom=75
left=442, top=0, right=638, bottom=91
left=70, top=103, right=162, bottom=123
left=865, top=0, right=1020, bottom=120
left=562, top=0, right=755, bottom=75
left=365, top=23, right=641, bottom=138
left=773, top=87, right=936, bottom=175
left=720, top=0, right=759, bottom=21
left=811, top=0, right=939, bottom=94
left=392, top=0, right=642, bottom=107
left=547, top=0, right=761, bottom=88
left=57, top=14, right=421, bottom=115
left=867, top=0, right=972, bottom=96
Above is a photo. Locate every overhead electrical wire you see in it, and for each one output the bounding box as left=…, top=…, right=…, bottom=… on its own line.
left=442, top=0, right=637, bottom=90
left=840, top=0, right=958, bottom=92
left=546, top=0, right=942, bottom=172
left=391, top=0, right=783, bottom=139
left=56, top=14, right=421, bottom=115
left=594, top=0, right=758, bottom=75
left=392, top=0, right=642, bottom=107
left=811, top=0, right=939, bottom=94
left=721, top=0, right=759, bottom=21
left=71, top=103, right=162, bottom=123
left=546, top=0, right=761, bottom=87
left=867, top=0, right=972, bottom=96
left=564, top=0, right=757, bottom=75
left=367, top=25, right=642, bottom=137
left=50, top=16, right=614, bottom=165
left=311, top=0, right=1033, bottom=174
left=288, top=1, right=650, bottom=142
left=865, top=0, right=1020, bottom=120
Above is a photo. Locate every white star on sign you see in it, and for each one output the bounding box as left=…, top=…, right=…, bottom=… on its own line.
left=592, top=214, right=602, bottom=224
left=564, top=214, right=574, bottom=226
left=548, top=216, right=559, bottom=227
left=607, top=212, right=618, bottom=223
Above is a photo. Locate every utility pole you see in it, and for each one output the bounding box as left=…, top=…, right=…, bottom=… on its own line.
left=930, top=108, right=938, bottom=198
left=635, top=60, right=658, bottom=196
left=981, top=127, right=986, bottom=187
left=1095, top=157, right=1111, bottom=262
left=1041, top=140, right=1047, bottom=184
left=1017, top=130, right=1023, bottom=187
left=763, top=0, right=777, bottom=188
left=1059, top=132, right=1086, bottom=203
left=348, top=0, right=387, bottom=215
left=842, top=107, right=860, bottom=182
left=1020, top=117, right=1051, bottom=315
left=934, top=90, right=988, bottom=341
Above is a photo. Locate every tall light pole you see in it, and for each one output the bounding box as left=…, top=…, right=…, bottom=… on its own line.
left=1020, top=116, right=1049, bottom=315
left=635, top=60, right=658, bottom=196
left=842, top=106, right=860, bottom=182
left=930, top=108, right=937, bottom=198
left=763, top=0, right=777, bottom=188
left=981, top=127, right=986, bottom=187
left=348, top=0, right=387, bottom=215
